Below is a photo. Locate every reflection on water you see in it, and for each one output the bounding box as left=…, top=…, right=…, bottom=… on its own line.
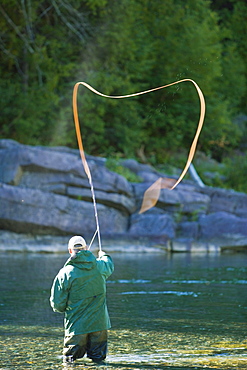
left=0, top=251, right=246, bottom=369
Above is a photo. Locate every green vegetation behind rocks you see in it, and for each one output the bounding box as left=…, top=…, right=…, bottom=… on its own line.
left=0, top=0, right=246, bottom=193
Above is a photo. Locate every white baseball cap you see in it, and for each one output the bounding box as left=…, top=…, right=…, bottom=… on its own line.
left=68, top=235, right=87, bottom=250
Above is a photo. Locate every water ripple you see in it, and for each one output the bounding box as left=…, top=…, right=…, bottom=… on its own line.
left=108, top=279, right=247, bottom=285
left=118, top=291, right=199, bottom=297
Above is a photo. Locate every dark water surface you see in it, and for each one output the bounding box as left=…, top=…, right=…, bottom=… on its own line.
left=0, top=251, right=246, bottom=369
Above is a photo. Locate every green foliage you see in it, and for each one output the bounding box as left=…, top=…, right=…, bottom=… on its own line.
left=76, top=0, right=246, bottom=162
left=106, top=157, right=142, bottom=183
left=223, top=154, right=247, bottom=193
left=211, top=0, right=247, bottom=114
left=0, top=0, right=91, bottom=143
left=0, top=0, right=246, bottom=193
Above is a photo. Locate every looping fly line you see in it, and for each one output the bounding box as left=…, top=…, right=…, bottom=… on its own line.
left=72, top=79, right=206, bottom=248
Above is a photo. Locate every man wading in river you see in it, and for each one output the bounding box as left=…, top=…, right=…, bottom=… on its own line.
left=50, top=235, right=114, bottom=366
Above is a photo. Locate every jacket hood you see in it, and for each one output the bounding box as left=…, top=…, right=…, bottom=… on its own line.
left=64, top=250, right=96, bottom=270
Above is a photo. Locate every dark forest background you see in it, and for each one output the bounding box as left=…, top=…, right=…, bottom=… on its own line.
left=0, top=0, right=246, bottom=192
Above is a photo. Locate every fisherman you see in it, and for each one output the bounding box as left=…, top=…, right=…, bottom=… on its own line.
left=50, top=235, right=114, bottom=365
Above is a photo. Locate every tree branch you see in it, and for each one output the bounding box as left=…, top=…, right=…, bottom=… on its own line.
left=0, top=4, right=34, bottom=53
left=51, top=0, right=90, bottom=41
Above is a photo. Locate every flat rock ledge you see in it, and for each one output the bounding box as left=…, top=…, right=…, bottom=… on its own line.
left=0, top=139, right=247, bottom=254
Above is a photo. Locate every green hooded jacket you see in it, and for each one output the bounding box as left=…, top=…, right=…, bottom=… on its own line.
left=50, top=250, right=114, bottom=336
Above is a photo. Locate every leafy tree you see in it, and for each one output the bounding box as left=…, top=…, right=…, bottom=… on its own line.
left=76, top=0, right=244, bottom=162
left=223, top=153, right=247, bottom=193
left=0, top=0, right=246, bottom=169
left=0, top=0, right=93, bottom=144
left=210, top=0, right=247, bottom=155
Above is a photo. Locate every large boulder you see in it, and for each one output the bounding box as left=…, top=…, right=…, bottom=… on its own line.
left=173, top=211, right=247, bottom=252
left=129, top=213, right=175, bottom=241
left=201, top=187, right=247, bottom=218
left=0, top=139, right=133, bottom=195
left=199, top=211, right=247, bottom=242
left=0, top=183, right=128, bottom=235
left=0, top=140, right=136, bottom=216
left=0, top=140, right=133, bottom=236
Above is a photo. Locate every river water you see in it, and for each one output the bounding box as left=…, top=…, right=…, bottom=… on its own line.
left=0, top=250, right=246, bottom=369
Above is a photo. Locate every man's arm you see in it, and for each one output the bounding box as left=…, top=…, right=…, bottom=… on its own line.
left=50, top=270, right=69, bottom=313
left=96, top=251, right=114, bottom=279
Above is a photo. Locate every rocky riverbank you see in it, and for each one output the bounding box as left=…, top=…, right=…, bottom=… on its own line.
left=0, top=139, right=247, bottom=253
